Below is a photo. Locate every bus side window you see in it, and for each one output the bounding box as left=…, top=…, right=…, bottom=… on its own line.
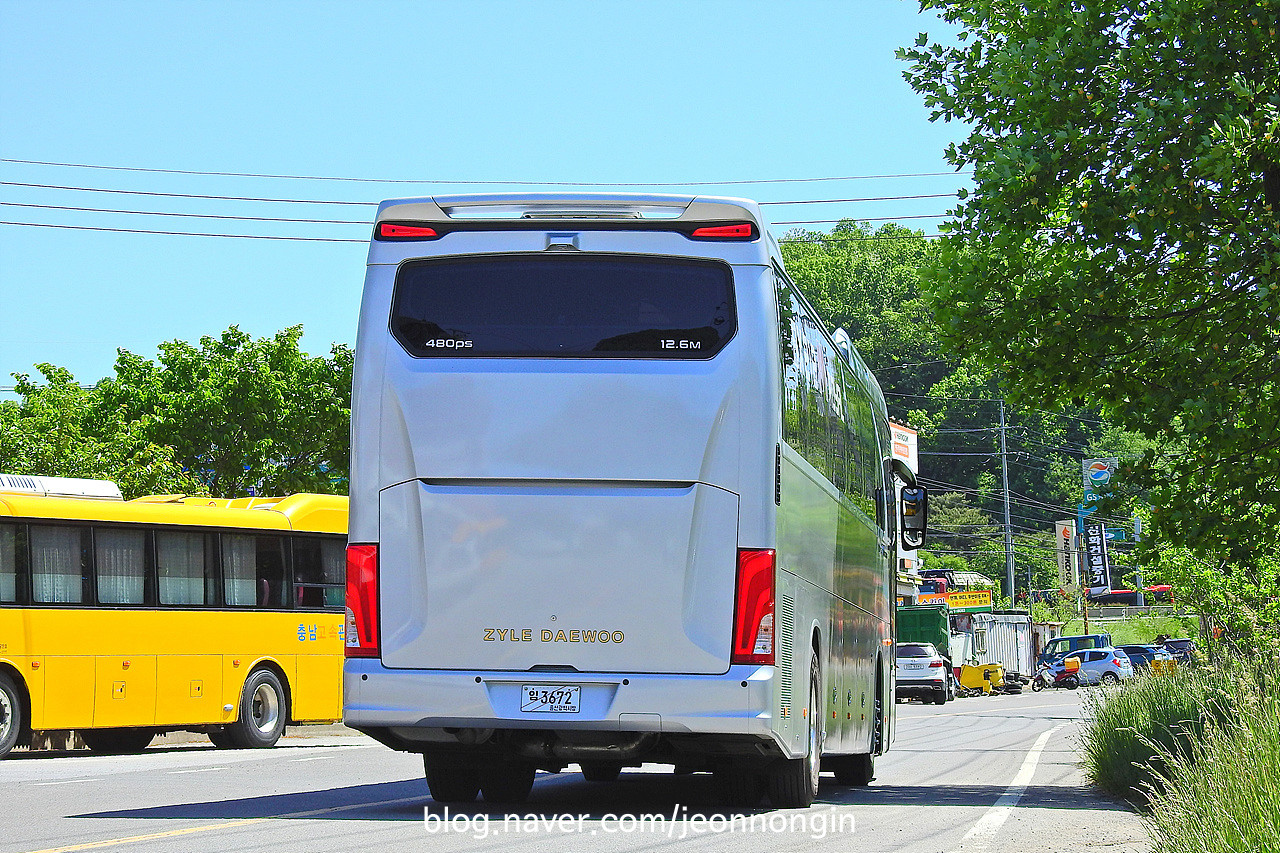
left=293, top=537, right=345, bottom=610
left=157, top=530, right=208, bottom=606
left=30, top=525, right=90, bottom=604
left=222, top=534, right=286, bottom=608
left=0, top=523, right=18, bottom=603
left=94, top=527, right=148, bottom=606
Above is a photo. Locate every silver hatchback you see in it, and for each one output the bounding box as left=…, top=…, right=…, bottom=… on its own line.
left=1062, top=647, right=1135, bottom=685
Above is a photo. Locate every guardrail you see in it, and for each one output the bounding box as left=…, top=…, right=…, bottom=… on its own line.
left=1084, top=605, right=1193, bottom=620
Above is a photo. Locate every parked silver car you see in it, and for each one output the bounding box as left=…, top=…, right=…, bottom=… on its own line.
left=1061, top=648, right=1135, bottom=685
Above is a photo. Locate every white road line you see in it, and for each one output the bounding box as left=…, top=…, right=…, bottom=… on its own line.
left=32, top=779, right=103, bottom=786
left=952, top=722, right=1070, bottom=852
left=167, top=767, right=228, bottom=774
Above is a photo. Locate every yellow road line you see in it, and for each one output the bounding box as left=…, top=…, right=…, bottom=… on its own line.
left=21, top=793, right=426, bottom=853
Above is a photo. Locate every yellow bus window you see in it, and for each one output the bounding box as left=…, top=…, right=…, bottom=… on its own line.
left=293, top=537, right=344, bottom=609
left=157, top=531, right=207, bottom=606
left=0, top=524, right=16, bottom=602
left=223, top=534, right=286, bottom=608
left=31, top=525, right=88, bottom=604
left=95, top=528, right=146, bottom=605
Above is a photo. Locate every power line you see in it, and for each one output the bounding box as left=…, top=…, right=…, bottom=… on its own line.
left=0, top=157, right=973, bottom=186
left=0, top=201, right=368, bottom=226
left=0, top=180, right=959, bottom=209
left=0, top=220, right=365, bottom=242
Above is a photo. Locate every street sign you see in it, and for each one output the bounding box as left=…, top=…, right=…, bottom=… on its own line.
left=1081, top=518, right=1112, bottom=595
left=1054, top=520, right=1076, bottom=589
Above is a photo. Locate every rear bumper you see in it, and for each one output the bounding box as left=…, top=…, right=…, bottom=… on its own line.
left=895, top=677, right=947, bottom=695
left=344, top=658, right=778, bottom=741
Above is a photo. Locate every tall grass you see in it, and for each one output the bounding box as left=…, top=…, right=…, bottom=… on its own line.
left=1079, top=669, right=1230, bottom=802
left=1081, top=661, right=1280, bottom=853
left=1146, top=668, right=1280, bottom=853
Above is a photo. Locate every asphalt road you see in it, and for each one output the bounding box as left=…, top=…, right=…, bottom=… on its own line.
left=1, top=688, right=1149, bottom=853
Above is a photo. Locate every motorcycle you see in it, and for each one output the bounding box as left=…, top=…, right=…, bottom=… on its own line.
left=1030, top=661, right=1080, bottom=691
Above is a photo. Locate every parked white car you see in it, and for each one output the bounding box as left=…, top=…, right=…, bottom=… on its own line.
left=895, top=642, right=953, bottom=704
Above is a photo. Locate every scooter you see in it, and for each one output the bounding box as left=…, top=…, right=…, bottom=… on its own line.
left=1030, top=661, right=1080, bottom=691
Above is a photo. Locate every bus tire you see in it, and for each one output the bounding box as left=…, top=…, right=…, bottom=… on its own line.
left=580, top=761, right=623, bottom=782
left=424, top=757, right=480, bottom=803
left=208, top=730, right=235, bottom=748
left=0, top=673, right=23, bottom=758
left=714, top=765, right=766, bottom=806
left=82, top=727, right=155, bottom=754
left=831, top=753, right=874, bottom=786
left=226, top=668, right=288, bottom=749
left=479, top=761, right=536, bottom=803
left=768, top=653, right=820, bottom=808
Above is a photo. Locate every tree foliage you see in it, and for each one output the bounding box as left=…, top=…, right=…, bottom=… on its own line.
left=0, top=365, right=198, bottom=496
left=899, top=1, right=1280, bottom=563
left=2, top=326, right=351, bottom=499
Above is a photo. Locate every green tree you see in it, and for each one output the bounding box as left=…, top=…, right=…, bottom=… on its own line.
left=102, top=326, right=352, bottom=498
left=899, top=1, right=1280, bottom=562
left=0, top=365, right=198, bottom=496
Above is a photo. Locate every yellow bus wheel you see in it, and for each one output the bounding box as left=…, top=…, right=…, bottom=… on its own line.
left=0, top=674, right=23, bottom=758
left=227, top=669, right=288, bottom=749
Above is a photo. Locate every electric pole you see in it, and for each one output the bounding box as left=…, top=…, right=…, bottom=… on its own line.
left=999, top=400, right=1014, bottom=604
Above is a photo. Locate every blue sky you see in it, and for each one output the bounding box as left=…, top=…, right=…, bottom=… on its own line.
left=0, top=0, right=966, bottom=389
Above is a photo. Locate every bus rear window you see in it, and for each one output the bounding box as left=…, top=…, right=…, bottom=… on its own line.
left=390, top=255, right=735, bottom=358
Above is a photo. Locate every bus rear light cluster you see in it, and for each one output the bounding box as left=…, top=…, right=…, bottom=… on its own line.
left=345, top=544, right=380, bottom=658
left=377, top=222, right=441, bottom=240
left=690, top=222, right=756, bottom=240
left=732, top=549, right=775, bottom=666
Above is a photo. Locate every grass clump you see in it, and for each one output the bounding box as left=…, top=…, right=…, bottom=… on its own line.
left=1146, top=669, right=1280, bottom=853
left=1079, top=668, right=1229, bottom=802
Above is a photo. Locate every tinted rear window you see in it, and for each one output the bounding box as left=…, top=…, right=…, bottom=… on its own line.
left=391, top=254, right=735, bottom=358
left=898, top=645, right=935, bottom=658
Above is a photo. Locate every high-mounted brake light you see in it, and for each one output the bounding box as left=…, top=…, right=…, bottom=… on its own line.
left=732, top=549, right=775, bottom=665
left=345, top=544, right=380, bottom=658
left=377, top=222, right=441, bottom=240
left=690, top=222, right=756, bottom=240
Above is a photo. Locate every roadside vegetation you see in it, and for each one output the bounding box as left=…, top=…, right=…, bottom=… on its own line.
left=1081, top=663, right=1280, bottom=853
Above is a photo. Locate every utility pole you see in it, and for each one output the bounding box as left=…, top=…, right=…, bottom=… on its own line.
left=999, top=400, right=1015, bottom=604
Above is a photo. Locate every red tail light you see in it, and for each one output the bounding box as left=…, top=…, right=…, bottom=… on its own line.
left=1113, top=658, right=1122, bottom=667
left=690, top=222, right=756, bottom=240
left=732, top=549, right=775, bottom=665
left=345, top=544, right=379, bottom=658
left=377, top=222, right=440, bottom=240
left=929, top=660, right=945, bottom=667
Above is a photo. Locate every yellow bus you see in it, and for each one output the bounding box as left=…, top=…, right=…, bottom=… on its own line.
left=0, top=475, right=347, bottom=758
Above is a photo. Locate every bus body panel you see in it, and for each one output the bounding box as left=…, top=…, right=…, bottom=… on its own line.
left=378, top=478, right=739, bottom=673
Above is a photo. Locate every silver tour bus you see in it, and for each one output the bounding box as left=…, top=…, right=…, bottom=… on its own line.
left=344, top=193, right=927, bottom=808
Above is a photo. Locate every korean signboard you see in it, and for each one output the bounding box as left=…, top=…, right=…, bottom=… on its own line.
left=1081, top=518, right=1112, bottom=595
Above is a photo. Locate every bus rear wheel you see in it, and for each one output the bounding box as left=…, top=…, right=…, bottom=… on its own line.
left=424, top=758, right=480, bottom=803
left=768, top=653, right=821, bottom=808
left=0, top=673, right=23, bottom=758
left=479, top=761, right=536, bottom=803
left=82, top=727, right=154, bottom=754
left=226, top=669, right=288, bottom=749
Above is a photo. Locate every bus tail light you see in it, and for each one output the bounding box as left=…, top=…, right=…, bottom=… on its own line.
left=690, top=222, right=756, bottom=240
left=377, top=222, right=441, bottom=240
left=732, top=549, right=775, bottom=666
left=345, top=544, right=380, bottom=658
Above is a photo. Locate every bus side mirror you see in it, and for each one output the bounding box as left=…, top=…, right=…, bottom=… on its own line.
left=900, top=485, right=928, bottom=550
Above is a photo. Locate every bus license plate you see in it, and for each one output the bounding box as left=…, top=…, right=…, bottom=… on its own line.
left=521, top=685, right=581, bottom=713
